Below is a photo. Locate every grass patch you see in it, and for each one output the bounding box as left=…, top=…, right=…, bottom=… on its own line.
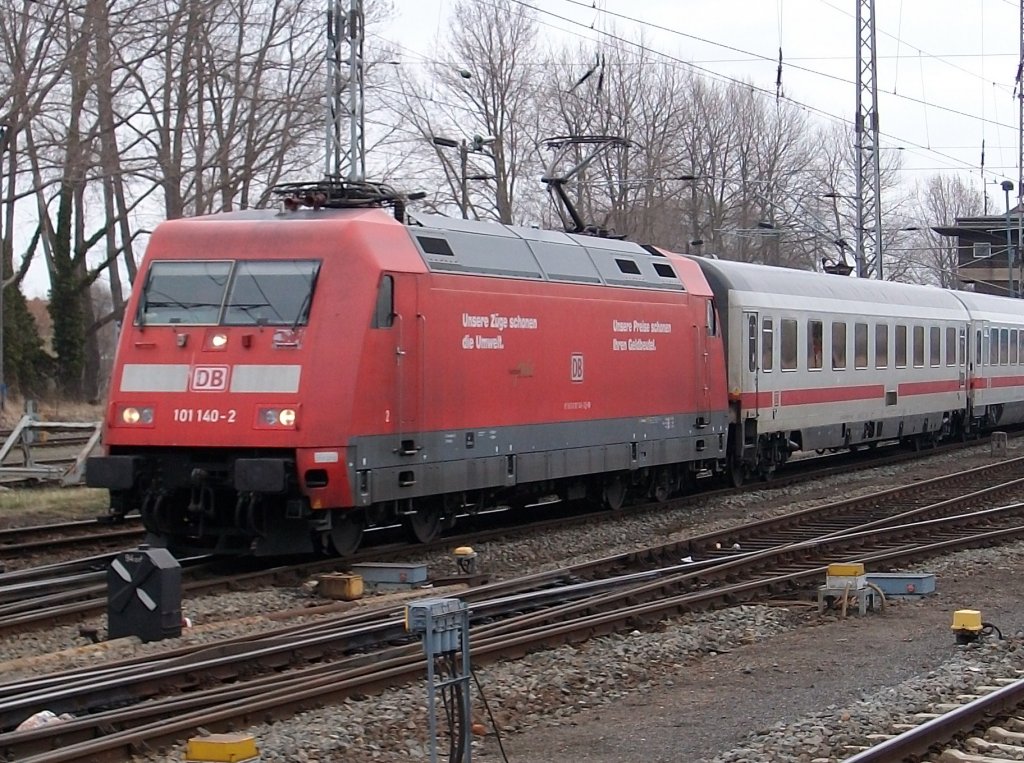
left=0, top=397, right=104, bottom=429
left=0, top=487, right=110, bottom=527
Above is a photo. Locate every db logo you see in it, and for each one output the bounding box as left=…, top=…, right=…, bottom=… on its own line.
left=570, top=353, right=584, bottom=383
left=190, top=365, right=229, bottom=391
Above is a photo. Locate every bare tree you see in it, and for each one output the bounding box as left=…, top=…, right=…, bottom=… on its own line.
left=812, top=124, right=913, bottom=281
left=909, top=174, right=985, bottom=288
left=394, top=0, right=540, bottom=224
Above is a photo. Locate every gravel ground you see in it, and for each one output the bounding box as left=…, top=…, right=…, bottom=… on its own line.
left=120, top=542, right=1024, bottom=763
left=2, top=441, right=1022, bottom=762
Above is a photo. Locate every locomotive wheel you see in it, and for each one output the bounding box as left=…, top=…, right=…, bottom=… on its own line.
left=403, top=505, right=443, bottom=544
left=603, top=475, right=627, bottom=510
left=329, top=510, right=365, bottom=557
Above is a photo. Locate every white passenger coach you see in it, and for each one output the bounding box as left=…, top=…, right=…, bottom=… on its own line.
left=691, top=257, right=975, bottom=483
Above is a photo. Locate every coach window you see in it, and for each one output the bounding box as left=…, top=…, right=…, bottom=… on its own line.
left=895, top=324, right=907, bottom=368
left=875, top=323, right=889, bottom=368
left=913, top=323, right=929, bottom=366
left=781, top=319, right=798, bottom=371
left=747, top=315, right=757, bottom=372
left=1012, top=330, right=1019, bottom=364
left=1019, top=330, right=1024, bottom=364
left=807, top=320, right=823, bottom=370
left=976, top=329, right=983, bottom=366
left=990, top=328, right=999, bottom=365
left=930, top=326, right=941, bottom=367
left=854, top=322, right=868, bottom=369
left=761, top=318, right=774, bottom=371
left=960, top=328, right=967, bottom=366
left=1001, top=328, right=1010, bottom=365
left=832, top=321, right=847, bottom=370
left=945, top=327, right=956, bottom=366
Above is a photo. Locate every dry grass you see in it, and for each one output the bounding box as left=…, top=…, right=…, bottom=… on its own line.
left=0, top=487, right=110, bottom=527
left=0, top=396, right=104, bottom=429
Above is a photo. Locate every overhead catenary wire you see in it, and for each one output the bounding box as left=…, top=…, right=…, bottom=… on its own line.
left=493, top=0, right=1017, bottom=183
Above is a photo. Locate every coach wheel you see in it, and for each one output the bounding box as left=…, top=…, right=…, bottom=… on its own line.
left=603, top=475, right=627, bottom=510
left=652, top=473, right=672, bottom=503
left=404, top=504, right=443, bottom=544
left=728, top=456, right=745, bottom=488
left=329, top=510, right=365, bottom=557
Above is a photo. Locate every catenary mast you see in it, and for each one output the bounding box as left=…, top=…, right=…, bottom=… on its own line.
left=855, top=0, right=882, bottom=279
left=326, top=0, right=365, bottom=181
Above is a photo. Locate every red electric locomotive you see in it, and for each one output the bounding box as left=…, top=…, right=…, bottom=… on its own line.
left=87, top=186, right=730, bottom=556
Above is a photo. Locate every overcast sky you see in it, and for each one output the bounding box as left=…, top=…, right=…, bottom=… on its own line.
left=388, top=0, right=1023, bottom=198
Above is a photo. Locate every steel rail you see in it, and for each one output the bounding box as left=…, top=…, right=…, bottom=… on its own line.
left=843, top=676, right=1024, bottom=762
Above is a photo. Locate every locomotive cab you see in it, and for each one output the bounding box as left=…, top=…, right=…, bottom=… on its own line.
left=87, top=207, right=421, bottom=555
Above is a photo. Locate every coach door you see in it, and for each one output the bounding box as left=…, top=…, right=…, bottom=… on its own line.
left=743, top=312, right=761, bottom=419
left=957, top=325, right=967, bottom=397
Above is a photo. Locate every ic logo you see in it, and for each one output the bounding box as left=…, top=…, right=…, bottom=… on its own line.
left=190, top=365, right=229, bottom=391
left=570, top=353, right=584, bottom=383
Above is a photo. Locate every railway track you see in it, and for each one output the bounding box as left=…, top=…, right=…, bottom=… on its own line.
left=0, top=517, right=142, bottom=557
left=4, top=456, right=1024, bottom=761
left=843, top=673, right=1024, bottom=762
left=0, top=443, right=1014, bottom=637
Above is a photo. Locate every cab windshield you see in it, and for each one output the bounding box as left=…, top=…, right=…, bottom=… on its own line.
left=138, top=260, right=321, bottom=326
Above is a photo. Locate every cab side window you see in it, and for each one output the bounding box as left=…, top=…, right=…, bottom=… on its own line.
left=372, top=275, right=395, bottom=328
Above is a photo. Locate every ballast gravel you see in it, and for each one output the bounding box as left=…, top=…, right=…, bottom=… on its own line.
left=1, top=441, right=1021, bottom=762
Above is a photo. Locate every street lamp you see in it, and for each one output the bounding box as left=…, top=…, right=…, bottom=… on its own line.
left=431, top=134, right=497, bottom=220
left=1002, top=180, right=1016, bottom=298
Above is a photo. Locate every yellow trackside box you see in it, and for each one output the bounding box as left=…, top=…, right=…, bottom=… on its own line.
left=826, top=562, right=867, bottom=590
left=827, top=563, right=865, bottom=577
left=185, top=733, right=260, bottom=762
left=952, top=609, right=983, bottom=633
left=319, top=573, right=364, bottom=601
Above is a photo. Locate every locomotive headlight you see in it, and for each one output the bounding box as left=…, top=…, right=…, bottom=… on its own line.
left=120, top=406, right=155, bottom=425
left=203, top=330, right=230, bottom=351
left=256, top=406, right=298, bottom=429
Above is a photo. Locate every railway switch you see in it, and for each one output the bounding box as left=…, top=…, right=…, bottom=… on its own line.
left=951, top=609, right=984, bottom=645
left=107, top=544, right=182, bottom=642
